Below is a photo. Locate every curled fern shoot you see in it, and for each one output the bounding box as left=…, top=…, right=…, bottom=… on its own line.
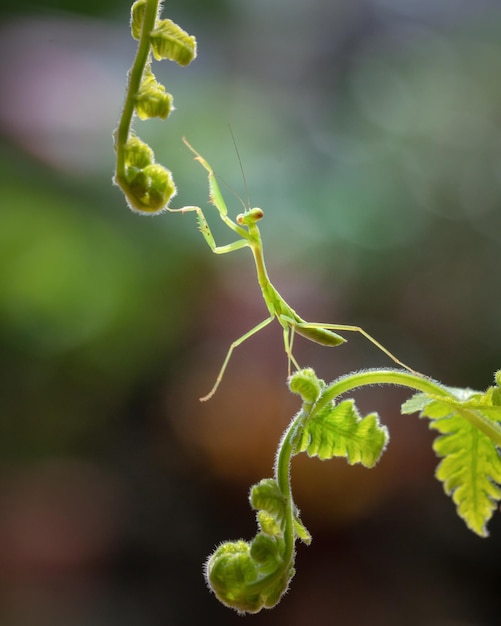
left=205, top=367, right=501, bottom=612
left=204, top=368, right=389, bottom=613
left=114, top=0, right=197, bottom=213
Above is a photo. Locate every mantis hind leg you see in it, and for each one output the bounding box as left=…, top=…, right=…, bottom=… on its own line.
left=200, top=316, right=274, bottom=401
left=297, top=321, right=420, bottom=375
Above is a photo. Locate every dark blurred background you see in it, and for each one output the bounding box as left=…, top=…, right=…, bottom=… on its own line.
left=1, top=0, right=501, bottom=624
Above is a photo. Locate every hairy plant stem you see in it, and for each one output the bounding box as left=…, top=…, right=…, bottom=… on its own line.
left=115, top=0, right=159, bottom=183
left=316, top=369, right=501, bottom=448
left=274, top=408, right=303, bottom=567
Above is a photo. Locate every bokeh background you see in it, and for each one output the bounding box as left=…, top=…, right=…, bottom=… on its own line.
left=1, top=0, right=501, bottom=624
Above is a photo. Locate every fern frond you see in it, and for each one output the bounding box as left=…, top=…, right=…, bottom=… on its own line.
left=402, top=386, right=501, bottom=537
left=295, top=399, right=388, bottom=468
left=433, top=409, right=501, bottom=537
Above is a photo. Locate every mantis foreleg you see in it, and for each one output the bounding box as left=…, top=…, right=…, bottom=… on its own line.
left=168, top=205, right=249, bottom=254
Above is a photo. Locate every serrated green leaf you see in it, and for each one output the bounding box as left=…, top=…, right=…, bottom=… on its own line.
left=402, top=386, right=501, bottom=448
left=402, top=389, right=477, bottom=419
left=402, top=385, right=481, bottom=412
left=401, top=392, right=431, bottom=415
left=431, top=411, right=501, bottom=537
left=296, top=399, right=388, bottom=467
left=404, top=382, right=501, bottom=536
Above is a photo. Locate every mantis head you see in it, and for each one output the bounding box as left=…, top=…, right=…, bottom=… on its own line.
left=237, top=208, right=264, bottom=228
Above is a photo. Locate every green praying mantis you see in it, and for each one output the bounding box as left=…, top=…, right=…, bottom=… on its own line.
left=170, top=139, right=419, bottom=401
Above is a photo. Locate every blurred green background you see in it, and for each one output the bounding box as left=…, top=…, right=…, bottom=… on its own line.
left=1, top=0, right=501, bottom=624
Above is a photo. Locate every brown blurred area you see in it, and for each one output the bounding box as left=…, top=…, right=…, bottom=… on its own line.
left=0, top=0, right=500, bottom=624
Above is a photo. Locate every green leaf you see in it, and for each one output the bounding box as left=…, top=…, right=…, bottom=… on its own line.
left=150, top=19, right=197, bottom=66
left=135, top=68, right=174, bottom=120
left=256, top=510, right=281, bottom=537
left=433, top=411, right=501, bottom=537
left=130, top=0, right=146, bottom=40
left=288, top=367, right=324, bottom=405
left=296, top=399, right=388, bottom=467
left=403, top=383, right=501, bottom=537
left=250, top=478, right=310, bottom=544
left=293, top=514, right=312, bottom=545
left=250, top=479, right=287, bottom=532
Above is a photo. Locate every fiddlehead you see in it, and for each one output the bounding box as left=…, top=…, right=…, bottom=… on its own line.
left=114, top=0, right=196, bottom=214
left=204, top=368, right=389, bottom=613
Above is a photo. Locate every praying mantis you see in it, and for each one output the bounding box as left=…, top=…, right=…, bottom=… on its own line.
left=170, top=138, right=418, bottom=401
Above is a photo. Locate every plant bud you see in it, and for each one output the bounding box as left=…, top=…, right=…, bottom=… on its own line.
left=135, top=71, right=174, bottom=120
left=288, top=368, right=323, bottom=404
left=130, top=0, right=146, bottom=40
left=124, top=135, right=154, bottom=169
left=126, top=163, right=176, bottom=213
left=150, top=19, right=197, bottom=66
left=205, top=541, right=263, bottom=614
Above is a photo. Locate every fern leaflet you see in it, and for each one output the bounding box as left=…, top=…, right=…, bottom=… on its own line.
left=402, top=385, right=501, bottom=536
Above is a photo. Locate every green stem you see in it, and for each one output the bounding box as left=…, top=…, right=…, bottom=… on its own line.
left=115, top=0, right=159, bottom=182
left=273, top=408, right=304, bottom=566
left=318, top=369, right=448, bottom=407
left=316, top=368, right=501, bottom=448
left=454, top=406, right=501, bottom=447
